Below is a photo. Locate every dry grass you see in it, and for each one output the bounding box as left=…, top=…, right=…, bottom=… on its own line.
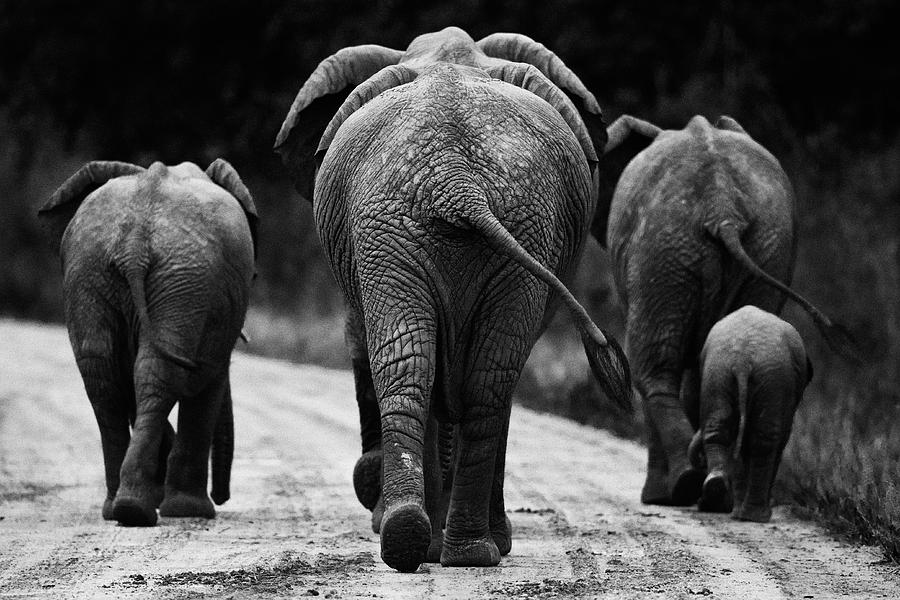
left=241, top=304, right=348, bottom=369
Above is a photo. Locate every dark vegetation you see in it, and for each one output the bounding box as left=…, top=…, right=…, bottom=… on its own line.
left=1, top=0, right=897, bottom=560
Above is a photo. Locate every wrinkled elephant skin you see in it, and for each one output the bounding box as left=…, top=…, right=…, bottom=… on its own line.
left=598, top=114, right=838, bottom=507
left=691, top=306, right=811, bottom=522
left=276, top=27, right=630, bottom=572
left=38, top=159, right=257, bottom=526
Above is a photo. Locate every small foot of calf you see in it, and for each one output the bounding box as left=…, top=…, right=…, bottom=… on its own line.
left=440, top=534, right=501, bottom=567
left=353, top=449, right=382, bottom=510
left=159, top=491, right=216, bottom=519
left=380, top=502, right=431, bottom=573
left=112, top=495, right=158, bottom=526
left=732, top=503, right=772, bottom=523
left=698, top=470, right=733, bottom=513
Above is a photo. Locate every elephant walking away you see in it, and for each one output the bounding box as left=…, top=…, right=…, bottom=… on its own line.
left=276, top=26, right=631, bottom=571
left=38, top=160, right=258, bottom=526
left=689, top=306, right=812, bottom=522
left=596, top=114, right=855, bottom=507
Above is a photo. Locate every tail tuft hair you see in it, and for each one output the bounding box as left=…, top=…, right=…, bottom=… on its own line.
left=581, top=329, right=633, bottom=412
left=820, top=320, right=864, bottom=366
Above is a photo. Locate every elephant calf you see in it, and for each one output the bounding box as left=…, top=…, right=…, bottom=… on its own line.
left=689, top=306, right=812, bottom=522
left=38, top=159, right=258, bottom=526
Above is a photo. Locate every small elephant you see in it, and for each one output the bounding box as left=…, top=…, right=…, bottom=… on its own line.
left=275, top=27, right=630, bottom=571
left=38, top=159, right=258, bottom=526
left=688, top=306, right=812, bottom=522
left=596, top=115, right=854, bottom=507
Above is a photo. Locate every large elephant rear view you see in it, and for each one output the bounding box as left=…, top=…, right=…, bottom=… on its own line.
left=275, top=27, right=630, bottom=572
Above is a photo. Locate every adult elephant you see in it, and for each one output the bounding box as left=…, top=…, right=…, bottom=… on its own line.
left=595, top=115, right=854, bottom=506
left=38, top=160, right=258, bottom=526
left=275, top=26, right=630, bottom=572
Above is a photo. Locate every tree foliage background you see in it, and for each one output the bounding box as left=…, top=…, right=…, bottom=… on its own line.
left=2, top=0, right=899, bottom=558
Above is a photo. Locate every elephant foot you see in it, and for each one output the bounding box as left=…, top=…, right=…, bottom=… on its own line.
left=353, top=448, right=382, bottom=510
left=640, top=468, right=671, bottom=505
left=440, top=534, right=501, bottom=567
left=668, top=467, right=705, bottom=506
left=698, top=470, right=733, bottom=513
left=380, top=502, right=431, bottom=573
left=492, top=514, right=512, bottom=556
left=371, top=494, right=384, bottom=533
left=112, top=495, right=158, bottom=526
left=159, top=491, right=216, bottom=519
left=425, top=529, right=444, bottom=563
left=733, top=503, right=772, bottom=523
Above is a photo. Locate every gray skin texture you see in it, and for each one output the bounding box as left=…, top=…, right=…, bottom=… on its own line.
left=688, top=306, right=811, bottom=522
left=276, top=27, right=630, bottom=572
left=38, top=160, right=257, bottom=527
left=602, top=115, right=799, bottom=506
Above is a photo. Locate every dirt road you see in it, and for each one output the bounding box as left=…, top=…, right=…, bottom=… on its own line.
left=0, top=319, right=896, bottom=599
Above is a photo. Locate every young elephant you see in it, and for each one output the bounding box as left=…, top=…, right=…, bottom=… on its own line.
left=38, top=159, right=258, bottom=526
left=689, top=306, right=812, bottom=522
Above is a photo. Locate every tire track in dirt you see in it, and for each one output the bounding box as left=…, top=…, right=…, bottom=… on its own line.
left=1, top=319, right=898, bottom=599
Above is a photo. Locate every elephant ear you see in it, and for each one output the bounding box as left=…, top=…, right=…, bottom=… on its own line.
left=591, top=115, right=661, bottom=247
left=485, top=63, right=597, bottom=168
left=273, top=45, right=404, bottom=202
left=205, top=158, right=259, bottom=258
left=316, top=64, right=419, bottom=159
left=37, top=161, right=145, bottom=253
left=477, top=33, right=606, bottom=161
left=715, top=115, right=748, bottom=135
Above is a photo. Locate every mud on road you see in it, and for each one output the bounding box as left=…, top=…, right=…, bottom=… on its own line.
left=0, top=319, right=897, bottom=599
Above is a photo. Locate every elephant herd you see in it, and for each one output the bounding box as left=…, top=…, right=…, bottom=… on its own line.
left=38, top=27, right=855, bottom=573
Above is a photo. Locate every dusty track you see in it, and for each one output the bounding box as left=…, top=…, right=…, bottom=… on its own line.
left=0, top=319, right=896, bottom=599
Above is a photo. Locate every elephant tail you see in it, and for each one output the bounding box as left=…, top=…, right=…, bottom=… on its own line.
left=211, top=386, right=233, bottom=505
left=462, top=206, right=633, bottom=411
left=733, top=367, right=750, bottom=461
left=123, top=265, right=199, bottom=370
left=712, top=221, right=861, bottom=363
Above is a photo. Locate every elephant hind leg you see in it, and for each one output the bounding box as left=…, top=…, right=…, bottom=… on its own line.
left=640, top=385, right=704, bottom=506
left=77, top=354, right=132, bottom=520
left=439, top=410, right=503, bottom=568
left=440, top=366, right=518, bottom=567
left=159, top=373, right=226, bottom=519
left=369, top=324, right=436, bottom=573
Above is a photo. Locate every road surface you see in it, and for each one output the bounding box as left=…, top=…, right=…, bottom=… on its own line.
left=0, top=319, right=897, bottom=599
